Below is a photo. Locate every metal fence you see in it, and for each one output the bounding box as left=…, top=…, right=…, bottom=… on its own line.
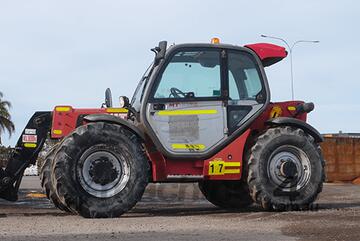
left=321, top=133, right=360, bottom=182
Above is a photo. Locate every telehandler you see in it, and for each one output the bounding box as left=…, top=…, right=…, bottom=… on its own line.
left=0, top=39, right=324, bottom=218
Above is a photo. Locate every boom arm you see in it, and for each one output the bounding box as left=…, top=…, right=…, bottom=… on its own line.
left=0, top=111, right=51, bottom=201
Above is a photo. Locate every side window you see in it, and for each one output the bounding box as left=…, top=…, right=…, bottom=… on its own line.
left=228, top=51, right=262, bottom=100
left=153, top=50, right=221, bottom=99
left=229, top=73, right=240, bottom=100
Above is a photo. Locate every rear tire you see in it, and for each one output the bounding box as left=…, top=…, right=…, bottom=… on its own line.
left=39, top=144, right=72, bottom=212
left=198, top=180, right=253, bottom=209
left=247, top=126, right=325, bottom=211
left=53, top=122, right=149, bottom=218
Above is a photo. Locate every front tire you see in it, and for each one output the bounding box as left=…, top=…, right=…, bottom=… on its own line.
left=53, top=122, right=149, bottom=218
left=247, top=126, right=325, bottom=211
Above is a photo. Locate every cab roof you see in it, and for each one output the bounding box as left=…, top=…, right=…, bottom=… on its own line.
left=167, top=42, right=287, bottom=67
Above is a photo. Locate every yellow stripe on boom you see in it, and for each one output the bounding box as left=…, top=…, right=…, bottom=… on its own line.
left=24, top=143, right=37, bottom=148
left=53, top=129, right=62, bottom=135
left=158, top=109, right=217, bottom=116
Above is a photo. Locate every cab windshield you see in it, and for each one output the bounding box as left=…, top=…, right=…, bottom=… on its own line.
left=131, top=63, right=153, bottom=112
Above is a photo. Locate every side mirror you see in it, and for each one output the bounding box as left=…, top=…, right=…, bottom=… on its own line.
left=152, top=41, right=167, bottom=66
left=119, top=96, right=130, bottom=108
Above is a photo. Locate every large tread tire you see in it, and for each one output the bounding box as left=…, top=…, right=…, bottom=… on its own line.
left=37, top=138, right=59, bottom=172
left=52, top=122, right=150, bottom=218
left=39, top=144, right=72, bottom=212
left=198, top=180, right=253, bottom=209
left=247, top=126, right=325, bottom=211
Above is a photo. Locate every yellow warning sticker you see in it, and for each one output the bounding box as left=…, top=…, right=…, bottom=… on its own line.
left=208, top=159, right=241, bottom=175
left=269, top=106, right=282, bottom=118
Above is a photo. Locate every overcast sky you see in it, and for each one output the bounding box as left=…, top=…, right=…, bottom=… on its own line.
left=1, top=0, right=359, bottom=146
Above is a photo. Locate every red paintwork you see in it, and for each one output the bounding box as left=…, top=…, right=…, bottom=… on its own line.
left=145, top=145, right=168, bottom=181
left=144, top=101, right=306, bottom=181
left=250, top=101, right=307, bottom=131
left=145, top=129, right=249, bottom=182
left=202, top=129, right=250, bottom=180
left=245, top=43, right=287, bottom=65
left=51, top=106, right=127, bottom=139
left=50, top=101, right=308, bottom=182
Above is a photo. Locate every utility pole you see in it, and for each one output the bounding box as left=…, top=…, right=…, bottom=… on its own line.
left=261, top=35, right=319, bottom=100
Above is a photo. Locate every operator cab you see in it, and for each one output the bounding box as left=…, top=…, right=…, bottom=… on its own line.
left=137, top=39, right=273, bottom=159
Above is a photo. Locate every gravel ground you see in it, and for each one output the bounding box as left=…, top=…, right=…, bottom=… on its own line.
left=1, top=177, right=360, bottom=241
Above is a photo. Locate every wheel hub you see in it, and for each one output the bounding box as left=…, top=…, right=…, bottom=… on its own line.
left=89, top=158, right=119, bottom=186
left=77, top=150, right=130, bottom=198
left=279, top=160, right=298, bottom=178
left=267, top=145, right=311, bottom=191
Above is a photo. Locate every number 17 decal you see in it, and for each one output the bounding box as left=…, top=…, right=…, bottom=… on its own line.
left=208, top=159, right=240, bottom=175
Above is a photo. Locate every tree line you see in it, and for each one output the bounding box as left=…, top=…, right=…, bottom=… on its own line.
left=0, top=91, right=15, bottom=145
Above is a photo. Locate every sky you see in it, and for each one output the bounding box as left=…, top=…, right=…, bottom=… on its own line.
left=0, top=0, right=359, bottom=146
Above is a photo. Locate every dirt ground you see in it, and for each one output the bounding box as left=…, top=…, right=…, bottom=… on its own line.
left=1, top=177, right=360, bottom=241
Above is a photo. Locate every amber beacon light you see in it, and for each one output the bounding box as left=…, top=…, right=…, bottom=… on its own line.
left=211, top=37, right=220, bottom=44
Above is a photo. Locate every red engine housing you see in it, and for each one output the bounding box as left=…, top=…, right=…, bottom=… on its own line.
left=51, top=106, right=128, bottom=139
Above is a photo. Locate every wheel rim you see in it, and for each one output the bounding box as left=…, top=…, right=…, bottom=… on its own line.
left=77, top=150, right=130, bottom=198
left=267, top=145, right=311, bottom=192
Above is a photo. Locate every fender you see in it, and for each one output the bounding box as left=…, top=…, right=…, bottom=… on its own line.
left=266, top=117, right=323, bottom=143
left=83, top=114, right=145, bottom=140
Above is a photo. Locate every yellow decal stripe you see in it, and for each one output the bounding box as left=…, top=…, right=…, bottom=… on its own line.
left=158, top=109, right=217, bottom=116
left=106, top=108, right=128, bottom=113
left=172, top=144, right=206, bottom=150
left=224, top=162, right=241, bottom=167
left=24, top=143, right=37, bottom=148
left=224, top=169, right=241, bottom=174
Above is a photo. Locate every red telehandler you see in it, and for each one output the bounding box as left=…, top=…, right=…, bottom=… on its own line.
left=0, top=39, right=324, bottom=218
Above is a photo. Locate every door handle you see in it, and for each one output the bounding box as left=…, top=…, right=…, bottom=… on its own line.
left=153, top=103, right=165, bottom=110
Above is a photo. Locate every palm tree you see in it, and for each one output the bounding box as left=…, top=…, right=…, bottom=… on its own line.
left=0, top=92, right=15, bottom=144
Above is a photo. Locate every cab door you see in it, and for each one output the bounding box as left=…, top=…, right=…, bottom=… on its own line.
left=145, top=48, right=227, bottom=156
left=226, top=50, right=266, bottom=135
left=144, top=47, right=268, bottom=158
